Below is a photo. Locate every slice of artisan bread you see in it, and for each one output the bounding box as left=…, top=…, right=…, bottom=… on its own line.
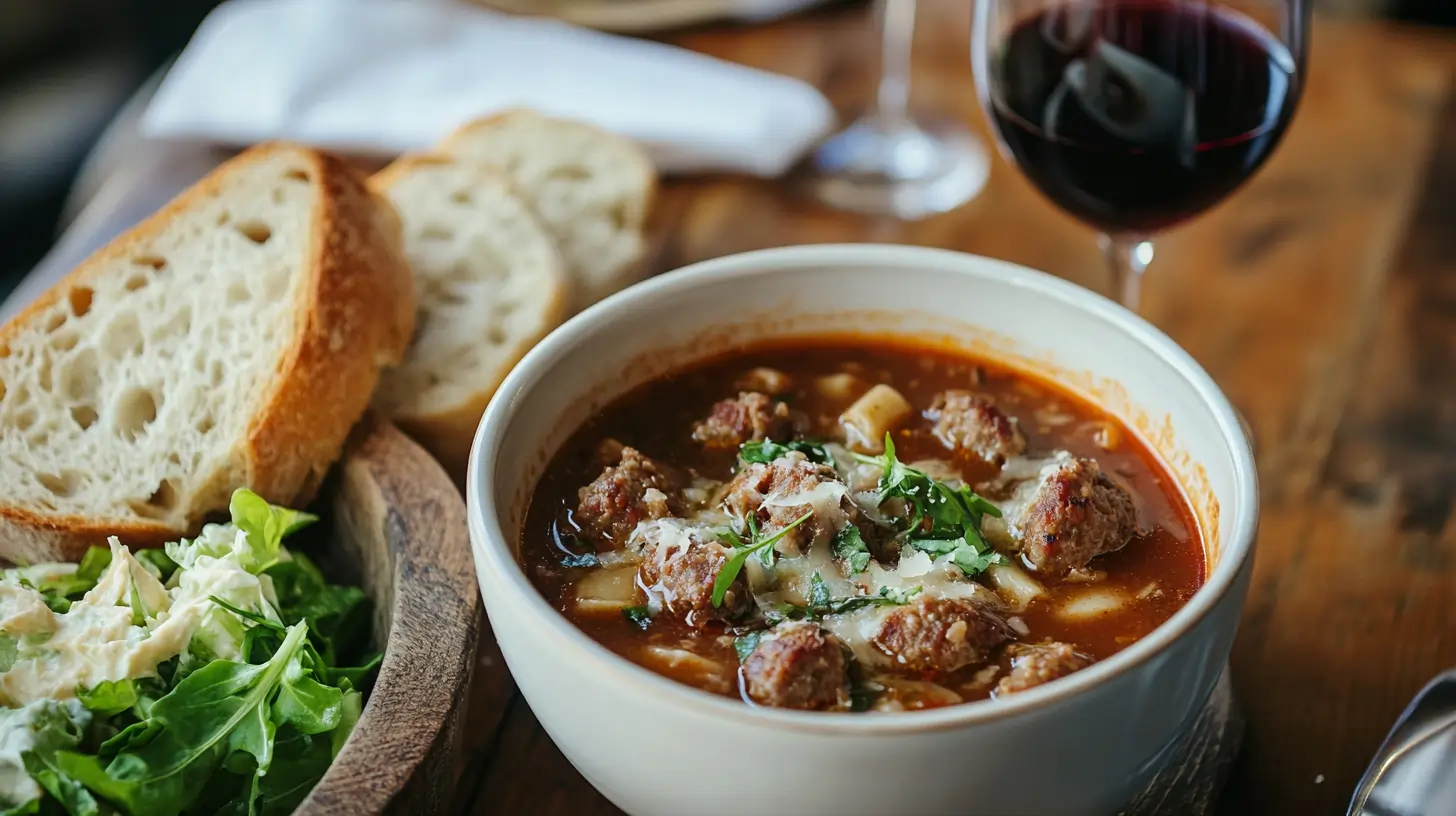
left=0, top=143, right=415, bottom=563
left=438, top=110, right=655, bottom=313
left=370, top=155, right=568, bottom=478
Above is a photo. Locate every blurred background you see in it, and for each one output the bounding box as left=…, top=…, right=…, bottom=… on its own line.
left=0, top=0, right=1450, bottom=292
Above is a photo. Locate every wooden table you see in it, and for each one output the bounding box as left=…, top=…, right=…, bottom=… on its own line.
left=454, top=3, right=1456, bottom=813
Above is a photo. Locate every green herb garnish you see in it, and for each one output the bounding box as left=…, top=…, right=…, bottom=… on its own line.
left=831, top=526, right=872, bottom=574
left=767, top=573, right=922, bottom=623
left=622, top=605, right=653, bottom=630
left=852, top=434, right=1004, bottom=578
left=733, top=631, right=766, bottom=663
left=739, top=439, right=837, bottom=468
left=710, top=511, right=814, bottom=608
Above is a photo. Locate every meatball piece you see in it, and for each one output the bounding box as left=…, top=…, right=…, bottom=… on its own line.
left=1016, top=457, right=1136, bottom=576
left=576, top=447, right=684, bottom=547
left=994, top=642, right=1093, bottom=696
left=724, top=455, right=865, bottom=556
left=873, top=595, right=1013, bottom=674
left=692, top=391, right=808, bottom=449
left=742, top=622, right=851, bottom=710
left=927, top=390, right=1027, bottom=464
left=636, top=523, right=751, bottom=626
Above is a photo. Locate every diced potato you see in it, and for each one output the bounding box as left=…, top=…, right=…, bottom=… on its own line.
left=816, top=372, right=862, bottom=401
left=1056, top=587, right=1131, bottom=621
left=839, top=384, right=913, bottom=451
left=986, top=563, right=1046, bottom=612
left=573, top=566, right=639, bottom=614
left=735, top=367, right=792, bottom=394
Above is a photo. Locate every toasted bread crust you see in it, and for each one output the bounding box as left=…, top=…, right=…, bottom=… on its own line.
left=0, top=144, right=414, bottom=562
left=244, top=147, right=415, bottom=508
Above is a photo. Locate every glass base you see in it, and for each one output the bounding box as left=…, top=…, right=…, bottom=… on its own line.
left=801, top=115, right=990, bottom=219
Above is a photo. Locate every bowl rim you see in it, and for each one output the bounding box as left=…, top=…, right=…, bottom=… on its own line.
left=467, top=243, right=1259, bottom=735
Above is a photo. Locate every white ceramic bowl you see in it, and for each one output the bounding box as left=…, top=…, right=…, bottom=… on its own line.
left=466, top=245, right=1259, bottom=816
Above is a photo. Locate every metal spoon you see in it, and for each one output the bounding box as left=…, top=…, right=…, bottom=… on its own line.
left=1348, top=670, right=1456, bottom=816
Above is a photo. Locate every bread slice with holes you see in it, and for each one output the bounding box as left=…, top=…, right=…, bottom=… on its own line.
left=438, top=110, right=655, bottom=313
left=369, top=155, right=568, bottom=478
left=0, top=143, right=415, bottom=563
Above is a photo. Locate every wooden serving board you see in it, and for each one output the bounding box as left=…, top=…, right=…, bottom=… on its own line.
left=296, top=416, right=484, bottom=815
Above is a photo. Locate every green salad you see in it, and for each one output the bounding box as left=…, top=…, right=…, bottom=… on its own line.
left=0, top=490, right=377, bottom=816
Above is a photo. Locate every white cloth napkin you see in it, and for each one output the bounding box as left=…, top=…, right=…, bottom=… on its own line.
left=140, top=0, right=836, bottom=177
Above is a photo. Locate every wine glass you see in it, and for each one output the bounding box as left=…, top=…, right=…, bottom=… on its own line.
left=803, top=0, right=991, bottom=219
left=972, top=0, right=1310, bottom=311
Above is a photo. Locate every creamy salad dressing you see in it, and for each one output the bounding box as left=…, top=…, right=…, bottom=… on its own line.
left=0, top=525, right=281, bottom=708
left=0, top=699, right=89, bottom=807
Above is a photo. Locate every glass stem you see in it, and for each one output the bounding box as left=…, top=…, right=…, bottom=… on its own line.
left=875, top=0, right=917, bottom=127
left=1099, top=234, right=1153, bottom=312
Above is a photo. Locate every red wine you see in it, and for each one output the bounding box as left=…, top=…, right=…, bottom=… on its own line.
left=986, top=0, right=1300, bottom=234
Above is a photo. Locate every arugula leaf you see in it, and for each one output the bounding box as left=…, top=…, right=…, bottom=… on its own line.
left=852, top=434, right=1004, bottom=578
left=134, top=549, right=179, bottom=583
left=77, top=680, right=140, bottom=718
left=254, top=726, right=331, bottom=816
left=19, top=546, right=114, bottom=613
left=808, top=573, right=832, bottom=608
left=57, top=624, right=311, bottom=816
left=0, top=636, right=17, bottom=673
left=733, top=631, right=765, bottom=663
left=710, top=511, right=814, bottom=608
left=621, top=606, right=653, bottom=630
left=264, top=555, right=372, bottom=667
left=831, top=526, right=872, bottom=574
left=229, top=490, right=318, bottom=575
left=319, top=653, right=382, bottom=691
left=331, top=689, right=362, bottom=759
left=257, top=689, right=361, bottom=815
left=15, top=701, right=98, bottom=816
left=738, top=439, right=836, bottom=468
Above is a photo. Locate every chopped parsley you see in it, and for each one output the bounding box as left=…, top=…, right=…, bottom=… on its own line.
left=733, top=631, right=765, bottom=663
left=832, top=526, right=872, bottom=574
left=711, top=511, right=813, bottom=608
left=852, top=433, right=1005, bottom=578
left=766, top=573, right=922, bottom=623
left=622, top=605, right=654, bottom=630
left=738, top=439, right=837, bottom=468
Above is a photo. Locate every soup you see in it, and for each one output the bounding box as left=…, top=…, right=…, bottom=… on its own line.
left=520, top=338, right=1204, bottom=712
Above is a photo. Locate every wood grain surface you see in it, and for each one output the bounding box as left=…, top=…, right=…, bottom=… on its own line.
left=454, top=3, right=1456, bottom=814
left=298, top=416, right=482, bottom=815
